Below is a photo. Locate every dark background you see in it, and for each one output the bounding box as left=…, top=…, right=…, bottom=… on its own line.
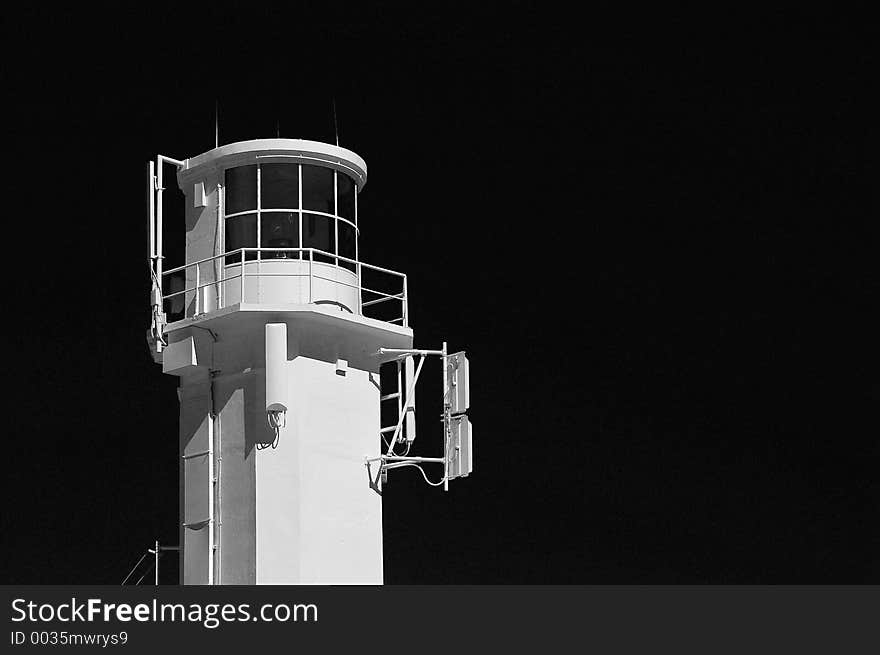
left=1, top=5, right=875, bottom=583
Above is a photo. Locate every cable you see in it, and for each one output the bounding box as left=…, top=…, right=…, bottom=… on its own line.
left=268, top=412, right=285, bottom=430
left=148, top=264, right=168, bottom=347
left=258, top=411, right=284, bottom=450
left=151, top=310, right=168, bottom=346
left=412, top=464, right=446, bottom=487
left=134, top=560, right=156, bottom=586
left=383, top=430, right=407, bottom=456
left=394, top=462, right=446, bottom=487
left=149, top=262, right=163, bottom=290
left=121, top=551, right=150, bottom=585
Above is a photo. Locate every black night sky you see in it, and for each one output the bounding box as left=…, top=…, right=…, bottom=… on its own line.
left=2, top=5, right=876, bottom=584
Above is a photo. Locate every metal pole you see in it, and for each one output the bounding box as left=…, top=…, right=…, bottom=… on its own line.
left=384, top=456, right=445, bottom=463
left=156, top=158, right=164, bottom=286
left=154, top=539, right=159, bottom=585
left=396, top=359, right=403, bottom=438
left=217, top=181, right=224, bottom=310
left=355, top=182, right=361, bottom=314
left=155, top=155, right=184, bottom=299
left=403, top=275, right=408, bottom=327
left=216, top=407, right=222, bottom=585
left=442, top=341, right=449, bottom=492
left=357, top=261, right=362, bottom=315
left=208, top=413, right=214, bottom=585
left=378, top=348, right=445, bottom=357
left=256, top=166, right=261, bottom=303
left=334, top=172, right=339, bottom=269
left=298, top=165, right=303, bottom=262
left=148, top=161, right=155, bottom=261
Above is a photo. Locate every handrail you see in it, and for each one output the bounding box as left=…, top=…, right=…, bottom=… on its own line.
left=162, top=247, right=405, bottom=279
left=361, top=293, right=405, bottom=308
left=159, top=247, right=408, bottom=327
left=163, top=273, right=404, bottom=303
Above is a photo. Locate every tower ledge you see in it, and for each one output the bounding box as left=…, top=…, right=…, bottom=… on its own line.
left=165, top=302, right=413, bottom=372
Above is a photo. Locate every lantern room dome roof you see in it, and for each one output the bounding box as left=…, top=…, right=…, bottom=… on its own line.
left=177, top=139, right=368, bottom=191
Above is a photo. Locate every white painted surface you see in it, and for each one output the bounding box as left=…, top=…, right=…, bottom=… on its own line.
left=179, top=382, right=213, bottom=585
left=222, top=260, right=359, bottom=311
left=255, top=356, right=382, bottom=584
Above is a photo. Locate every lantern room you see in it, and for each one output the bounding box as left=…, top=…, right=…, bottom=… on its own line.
left=156, top=139, right=404, bottom=325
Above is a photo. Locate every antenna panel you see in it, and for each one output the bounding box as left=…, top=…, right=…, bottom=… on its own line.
left=447, top=351, right=469, bottom=414
left=265, top=323, right=289, bottom=413
left=448, top=415, right=473, bottom=479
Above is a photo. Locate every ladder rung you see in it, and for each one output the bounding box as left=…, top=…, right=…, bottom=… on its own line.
left=380, top=392, right=400, bottom=401
left=379, top=426, right=397, bottom=434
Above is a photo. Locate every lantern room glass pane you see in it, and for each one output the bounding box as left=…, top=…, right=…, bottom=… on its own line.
left=261, top=163, right=299, bottom=209
left=302, top=212, right=335, bottom=263
left=301, top=164, right=334, bottom=214
left=338, top=221, right=356, bottom=272
left=337, top=173, right=356, bottom=220
left=260, top=211, right=300, bottom=259
left=225, top=165, right=257, bottom=214
left=225, top=213, right=257, bottom=263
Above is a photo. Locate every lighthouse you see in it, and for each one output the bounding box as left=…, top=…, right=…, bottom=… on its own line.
left=146, top=138, right=471, bottom=585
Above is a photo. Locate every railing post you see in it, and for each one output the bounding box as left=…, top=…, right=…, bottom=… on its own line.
left=218, top=260, right=223, bottom=310
left=403, top=275, right=409, bottom=328
left=309, top=249, right=313, bottom=303
left=195, top=264, right=200, bottom=315
left=357, top=261, right=362, bottom=315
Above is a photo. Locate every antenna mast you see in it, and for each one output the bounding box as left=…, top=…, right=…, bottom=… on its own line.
left=332, top=98, right=339, bottom=146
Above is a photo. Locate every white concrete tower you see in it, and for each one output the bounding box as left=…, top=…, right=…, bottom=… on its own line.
left=147, top=139, right=416, bottom=584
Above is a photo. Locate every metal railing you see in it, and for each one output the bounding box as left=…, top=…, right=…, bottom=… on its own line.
left=160, top=247, right=408, bottom=327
